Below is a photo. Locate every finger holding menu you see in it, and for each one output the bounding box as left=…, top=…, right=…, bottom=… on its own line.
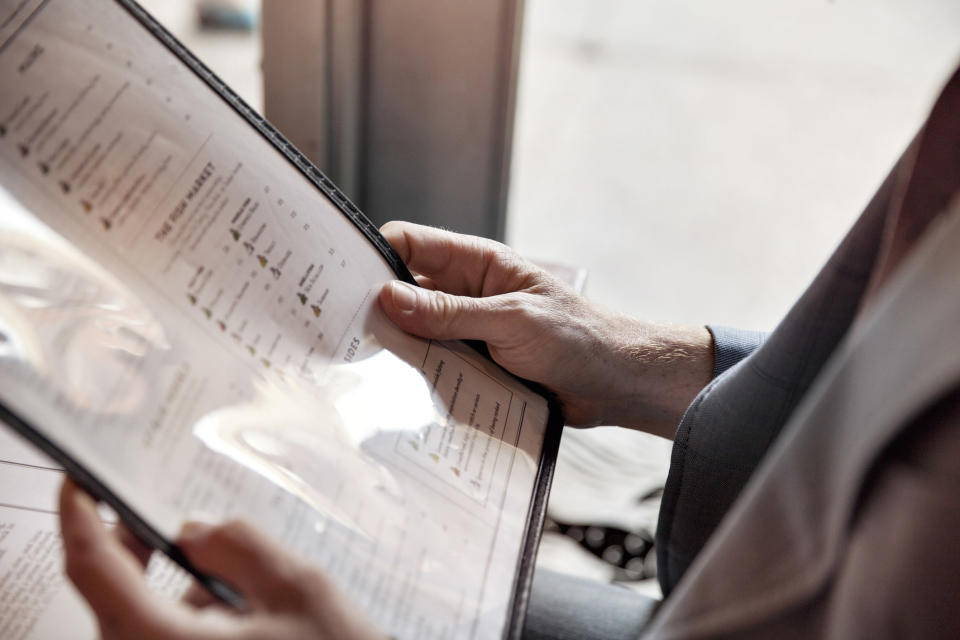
left=377, top=221, right=713, bottom=439
left=58, top=479, right=385, bottom=640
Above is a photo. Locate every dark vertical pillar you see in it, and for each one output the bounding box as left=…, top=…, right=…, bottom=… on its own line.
left=262, top=0, right=523, bottom=240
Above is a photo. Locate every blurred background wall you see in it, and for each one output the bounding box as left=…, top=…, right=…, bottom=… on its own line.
left=508, top=0, right=960, bottom=330
left=261, top=0, right=523, bottom=242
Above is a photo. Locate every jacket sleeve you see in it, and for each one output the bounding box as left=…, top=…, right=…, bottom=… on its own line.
left=706, top=326, right=768, bottom=378
left=654, top=157, right=903, bottom=597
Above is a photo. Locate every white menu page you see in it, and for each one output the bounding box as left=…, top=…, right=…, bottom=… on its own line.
left=0, top=1, right=552, bottom=638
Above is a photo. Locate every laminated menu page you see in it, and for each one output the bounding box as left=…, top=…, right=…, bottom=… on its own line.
left=0, top=1, right=560, bottom=638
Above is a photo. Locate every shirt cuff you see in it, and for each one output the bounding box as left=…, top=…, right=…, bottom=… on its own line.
left=706, top=325, right=768, bottom=378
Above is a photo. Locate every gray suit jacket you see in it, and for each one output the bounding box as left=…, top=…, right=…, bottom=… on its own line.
left=647, top=65, right=960, bottom=638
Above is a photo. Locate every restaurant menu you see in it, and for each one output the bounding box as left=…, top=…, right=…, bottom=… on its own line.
left=0, top=1, right=555, bottom=638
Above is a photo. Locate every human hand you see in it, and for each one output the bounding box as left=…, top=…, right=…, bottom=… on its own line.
left=59, top=478, right=386, bottom=640
left=377, top=221, right=713, bottom=438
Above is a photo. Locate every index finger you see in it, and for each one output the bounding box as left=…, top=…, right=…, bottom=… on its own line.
left=380, top=221, right=505, bottom=297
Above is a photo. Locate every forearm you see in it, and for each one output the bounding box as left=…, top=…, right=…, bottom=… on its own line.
left=589, top=317, right=714, bottom=439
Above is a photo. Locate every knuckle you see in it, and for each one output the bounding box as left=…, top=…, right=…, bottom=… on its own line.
left=480, top=238, right=515, bottom=265
left=502, top=293, right=542, bottom=323
left=427, top=293, right=462, bottom=334
left=487, top=243, right=544, bottom=290
left=491, top=243, right=518, bottom=263
left=493, top=294, right=524, bottom=320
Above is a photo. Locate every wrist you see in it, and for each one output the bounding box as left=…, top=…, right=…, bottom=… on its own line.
left=593, top=318, right=713, bottom=439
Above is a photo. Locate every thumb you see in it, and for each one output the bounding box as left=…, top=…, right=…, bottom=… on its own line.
left=379, top=280, right=503, bottom=342
left=177, top=520, right=310, bottom=610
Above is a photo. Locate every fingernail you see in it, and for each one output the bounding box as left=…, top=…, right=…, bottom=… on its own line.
left=390, top=281, right=418, bottom=312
